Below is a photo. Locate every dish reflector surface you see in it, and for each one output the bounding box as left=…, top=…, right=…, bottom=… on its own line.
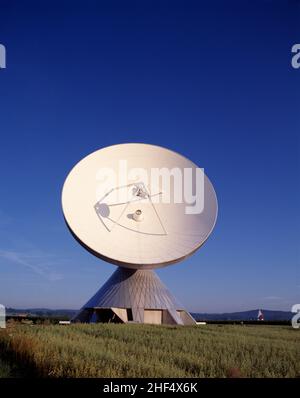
left=62, top=143, right=217, bottom=269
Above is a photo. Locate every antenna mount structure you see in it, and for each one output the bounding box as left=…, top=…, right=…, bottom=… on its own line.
left=62, top=143, right=217, bottom=325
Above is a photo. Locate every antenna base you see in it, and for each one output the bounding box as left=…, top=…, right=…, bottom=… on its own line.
left=72, top=267, right=196, bottom=325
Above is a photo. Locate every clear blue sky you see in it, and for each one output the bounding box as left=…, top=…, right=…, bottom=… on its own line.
left=0, top=1, right=299, bottom=312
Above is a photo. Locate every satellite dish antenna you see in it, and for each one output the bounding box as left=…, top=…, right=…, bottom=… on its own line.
left=62, top=143, right=217, bottom=325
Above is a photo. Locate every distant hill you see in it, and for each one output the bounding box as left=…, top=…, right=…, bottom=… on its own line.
left=191, top=309, right=294, bottom=322
left=6, top=308, right=77, bottom=319
left=6, top=308, right=294, bottom=322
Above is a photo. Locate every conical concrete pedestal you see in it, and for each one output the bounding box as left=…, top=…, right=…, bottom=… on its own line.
left=73, top=267, right=195, bottom=325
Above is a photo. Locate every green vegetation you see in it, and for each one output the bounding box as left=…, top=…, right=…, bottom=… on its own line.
left=0, top=359, right=12, bottom=378
left=0, top=324, right=299, bottom=378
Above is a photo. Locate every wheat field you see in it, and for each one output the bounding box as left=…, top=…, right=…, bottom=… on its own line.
left=0, top=323, right=299, bottom=378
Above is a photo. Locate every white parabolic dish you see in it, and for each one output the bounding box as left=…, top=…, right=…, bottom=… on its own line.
left=62, top=143, right=218, bottom=269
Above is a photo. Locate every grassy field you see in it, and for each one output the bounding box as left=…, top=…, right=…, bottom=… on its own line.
left=0, top=359, right=12, bottom=378
left=0, top=323, right=299, bottom=378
